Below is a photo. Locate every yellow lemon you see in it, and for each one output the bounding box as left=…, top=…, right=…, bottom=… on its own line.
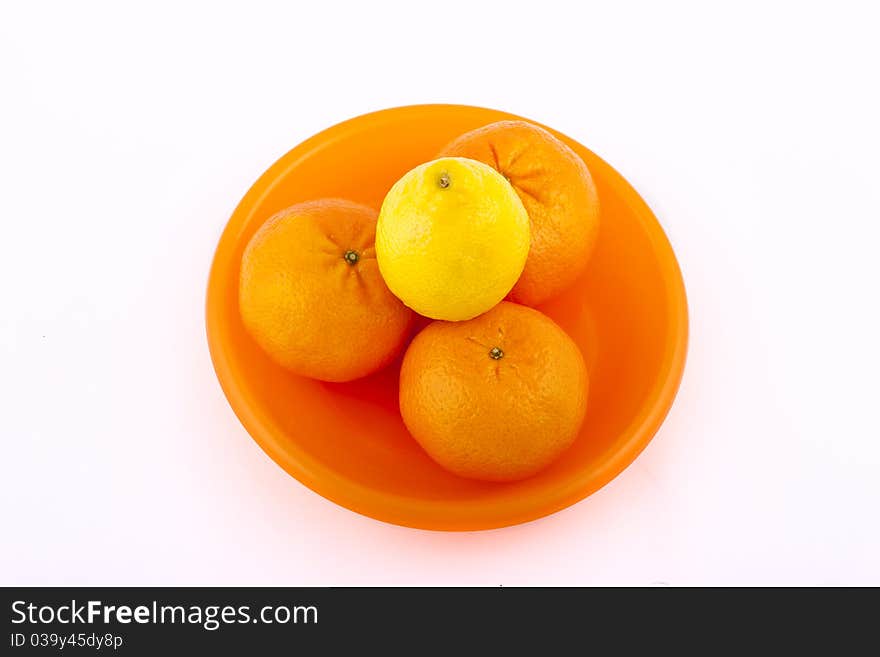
left=376, top=157, right=530, bottom=321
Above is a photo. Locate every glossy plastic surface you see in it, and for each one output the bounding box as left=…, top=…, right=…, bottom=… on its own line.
left=206, top=104, right=688, bottom=531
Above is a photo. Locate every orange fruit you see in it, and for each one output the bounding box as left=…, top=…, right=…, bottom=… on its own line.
left=239, top=198, right=413, bottom=382
left=399, top=301, right=588, bottom=482
left=438, top=120, right=600, bottom=306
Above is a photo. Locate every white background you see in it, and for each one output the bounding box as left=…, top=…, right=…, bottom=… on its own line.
left=2, top=1, right=879, bottom=586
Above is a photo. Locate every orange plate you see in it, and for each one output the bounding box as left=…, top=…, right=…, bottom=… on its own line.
left=206, top=104, right=688, bottom=531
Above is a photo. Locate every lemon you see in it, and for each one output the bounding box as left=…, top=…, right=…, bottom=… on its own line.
left=376, top=157, right=530, bottom=321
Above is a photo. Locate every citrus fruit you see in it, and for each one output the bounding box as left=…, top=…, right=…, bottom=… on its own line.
left=399, top=301, right=588, bottom=482
left=239, top=198, right=413, bottom=382
left=439, top=120, right=600, bottom=306
left=375, top=157, right=530, bottom=321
